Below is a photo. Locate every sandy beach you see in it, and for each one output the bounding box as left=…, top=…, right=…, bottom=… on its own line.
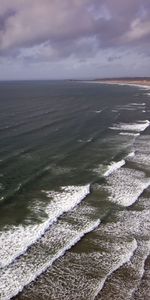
left=93, top=79, right=150, bottom=89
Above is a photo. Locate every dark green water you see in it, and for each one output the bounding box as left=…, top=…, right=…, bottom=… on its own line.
left=0, top=81, right=150, bottom=300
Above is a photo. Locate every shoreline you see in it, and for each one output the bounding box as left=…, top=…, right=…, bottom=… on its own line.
left=83, top=80, right=150, bottom=90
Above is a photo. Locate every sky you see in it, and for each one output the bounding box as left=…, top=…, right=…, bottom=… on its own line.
left=0, top=0, right=150, bottom=80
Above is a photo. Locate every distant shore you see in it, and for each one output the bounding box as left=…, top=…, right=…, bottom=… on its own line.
left=85, top=78, right=150, bottom=89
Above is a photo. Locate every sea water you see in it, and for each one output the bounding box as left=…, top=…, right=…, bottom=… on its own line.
left=0, top=80, right=150, bottom=300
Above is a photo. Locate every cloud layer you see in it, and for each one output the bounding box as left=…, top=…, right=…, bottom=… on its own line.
left=0, top=0, right=150, bottom=78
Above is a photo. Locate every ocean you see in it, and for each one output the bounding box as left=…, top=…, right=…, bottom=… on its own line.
left=0, top=80, right=150, bottom=300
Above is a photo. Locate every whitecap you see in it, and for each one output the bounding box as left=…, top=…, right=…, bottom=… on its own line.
left=0, top=184, right=90, bottom=268
left=126, top=151, right=135, bottom=158
left=119, top=132, right=140, bottom=137
left=110, top=120, right=150, bottom=133
left=102, top=168, right=150, bottom=207
left=78, top=138, right=93, bottom=143
left=131, top=103, right=146, bottom=106
left=104, top=160, right=125, bottom=177
left=0, top=219, right=100, bottom=300
left=94, top=110, right=102, bottom=113
left=93, top=239, right=137, bottom=299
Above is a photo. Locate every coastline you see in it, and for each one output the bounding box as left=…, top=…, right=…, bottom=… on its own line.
left=83, top=79, right=150, bottom=90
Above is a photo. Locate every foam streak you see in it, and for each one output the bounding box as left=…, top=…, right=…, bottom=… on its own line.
left=0, top=185, right=90, bottom=268
left=0, top=220, right=100, bottom=300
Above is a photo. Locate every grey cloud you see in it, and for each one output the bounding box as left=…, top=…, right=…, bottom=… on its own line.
left=0, top=0, right=150, bottom=62
left=107, top=55, right=122, bottom=62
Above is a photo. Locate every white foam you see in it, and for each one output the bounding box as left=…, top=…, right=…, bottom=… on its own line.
left=31, top=234, right=137, bottom=300
left=115, top=103, right=147, bottom=114
left=87, top=138, right=93, bottom=142
left=129, top=136, right=150, bottom=167
left=127, top=241, right=150, bottom=296
left=103, top=168, right=150, bottom=207
left=93, top=207, right=150, bottom=300
left=95, top=154, right=135, bottom=178
left=130, top=153, right=150, bottom=167
left=84, top=81, right=150, bottom=92
left=94, top=242, right=150, bottom=300
left=26, top=195, right=150, bottom=300
left=131, top=103, right=146, bottom=106
left=0, top=184, right=90, bottom=268
left=78, top=138, right=93, bottom=143
left=13, top=193, right=150, bottom=300
left=126, top=151, right=135, bottom=158
left=119, top=132, right=140, bottom=137
left=139, top=85, right=150, bottom=90
left=0, top=219, right=100, bottom=300
left=118, top=83, right=150, bottom=90
left=103, top=207, right=150, bottom=238
left=110, top=120, right=150, bottom=133
left=94, top=110, right=102, bottom=113
left=104, top=160, right=125, bottom=177
left=93, top=238, right=137, bottom=299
